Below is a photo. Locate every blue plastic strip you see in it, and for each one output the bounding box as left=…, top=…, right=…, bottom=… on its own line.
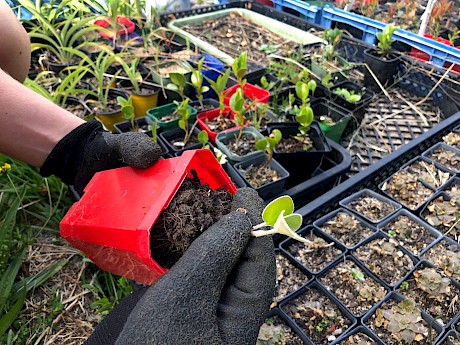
left=273, top=0, right=321, bottom=24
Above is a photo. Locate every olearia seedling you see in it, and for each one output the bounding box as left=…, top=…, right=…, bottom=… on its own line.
left=333, top=87, right=363, bottom=103
left=251, top=103, right=269, bottom=130
left=206, top=69, right=231, bottom=118
left=117, top=96, right=135, bottom=129
left=323, top=28, right=342, bottom=61
left=176, top=99, right=193, bottom=146
left=197, top=130, right=210, bottom=149
left=292, top=80, right=316, bottom=150
left=376, top=24, right=399, bottom=56
left=168, top=72, right=187, bottom=101
left=189, top=57, right=209, bottom=109
left=255, top=129, right=282, bottom=168
left=232, top=51, right=248, bottom=91
left=351, top=268, right=365, bottom=281
left=229, top=87, right=256, bottom=142
left=149, top=119, right=158, bottom=143
left=251, top=195, right=314, bottom=245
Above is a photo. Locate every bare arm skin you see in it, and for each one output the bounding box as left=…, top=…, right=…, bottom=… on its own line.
left=0, top=0, right=31, bottom=82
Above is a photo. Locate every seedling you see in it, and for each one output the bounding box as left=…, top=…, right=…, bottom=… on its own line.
left=292, top=80, right=316, bottom=149
left=176, top=99, right=193, bottom=146
left=206, top=69, right=231, bottom=117
left=251, top=195, right=313, bottom=245
left=118, top=58, right=144, bottom=94
left=351, top=267, right=365, bottom=281
left=189, top=57, right=209, bottom=109
left=323, top=28, right=342, bottom=61
left=232, top=51, right=248, bottom=91
left=229, top=88, right=256, bottom=142
left=169, top=72, right=187, bottom=101
left=400, top=281, right=410, bottom=290
left=117, top=96, right=135, bottom=129
left=333, top=87, right=363, bottom=103
left=250, top=103, right=269, bottom=130
left=260, top=75, right=276, bottom=91
left=150, top=119, right=158, bottom=143
left=197, top=131, right=210, bottom=149
left=376, top=24, right=399, bottom=56
left=255, top=129, right=282, bottom=168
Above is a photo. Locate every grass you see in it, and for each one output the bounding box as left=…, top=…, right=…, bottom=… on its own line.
left=0, top=154, right=132, bottom=344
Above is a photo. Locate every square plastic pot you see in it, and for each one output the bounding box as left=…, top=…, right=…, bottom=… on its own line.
left=339, top=189, right=402, bottom=224
left=215, top=127, right=265, bottom=162
left=311, top=98, right=352, bottom=143
left=223, top=83, right=270, bottom=106
left=146, top=102, right=198, bottom=132
left=234, top=156, right=289, bottom=200
left=159, top=125, right=202, bottom=153
left=60, top=149, right=237, bottom=285
left=149, top=61, right=192, bottom=95
left=330, top=81, right=375, bottom=125
left=331, top=325, right=384, bottom=345
left=196, top=107, right=233, bottom=144
left=422, top=142, right=460, bottom=174
left=363, top=49, right=401, bottom=92
left=419, top=191, right=460, bottom=238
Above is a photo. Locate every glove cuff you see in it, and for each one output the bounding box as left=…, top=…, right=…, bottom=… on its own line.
left=40, top=120, right=102, bottom=184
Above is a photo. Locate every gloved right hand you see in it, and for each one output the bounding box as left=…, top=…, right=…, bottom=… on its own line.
left=115, top=188, right=276, bottom=345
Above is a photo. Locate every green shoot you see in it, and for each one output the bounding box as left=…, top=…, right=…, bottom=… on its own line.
left=321, top=73, right=334, bottom=89
left=333, top=87, right=363, bottom=103
left=118, top=58, right=143, bottom=94
left=232, top=51, right=248, bottom=90
left=376, top=24, right=399, bottom=56
left=177, top=99, right=192, bottom=145
left=255, top=129, right=282, bottom=166
left=400, top=281, right=410, bottom=290
left=323, top=28, right=342, bottom=61
left=206, top=69, right=231, bottom=117
left=229, top=88, right=256, bottom=142
left=150, top=120, right=158, bottom=143
left=169, top=72, right=187, bottom=101
left=351, top=268, right=365, bottom=281
left=197, top=131, right=210, bottom=149
left=190, top=57, right=210, bottom=109
left=252, top=195, right=312, bottom=244
left=251, top=103, right=269, bottom=130
left=117, top=96, right=135, bottom=129
left=260, top=75, right=276, bottom=91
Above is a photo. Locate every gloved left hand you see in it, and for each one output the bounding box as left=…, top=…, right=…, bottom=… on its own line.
left=40, top=120, right=162, bottom=194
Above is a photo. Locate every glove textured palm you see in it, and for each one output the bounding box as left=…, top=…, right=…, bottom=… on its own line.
left=115, top=188, right=276, bottom=345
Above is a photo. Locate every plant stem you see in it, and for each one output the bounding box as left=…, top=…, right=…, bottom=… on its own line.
left=252, top=222, right=268, bottom=230
left=252, top=229, right=279, bottom=237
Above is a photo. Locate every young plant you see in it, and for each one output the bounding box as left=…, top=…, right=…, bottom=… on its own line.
left=177, top=99, right=193, bottom=146
left=206, top=69, right=231, bottom=117
left=333, top=87, right=363, bottom=103
left=198, top=131, right=210, bottom=149
left=169, top=72, right=187, bottom=101
left=117, top=96, right=135, bottom=129
left=293, top=81, right=315, bottom=150
left=189, top=57, right=209, bottom=109
left=229, top=88, right=255, bottom=142
left=323, top=28, right=342, bottom=61
left=150, top=120, right=158, bottom=143
left=118, top=57, right=144, bottom=94
left=250, top=103, right=269, bottom=130
left=376, top=24, right=399, bottom=56
left=232, top=51, right=248, bottom=91
left=255, top=129, right=282, bottom=167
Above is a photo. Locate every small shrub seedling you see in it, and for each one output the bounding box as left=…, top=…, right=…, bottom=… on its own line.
left=189, top=57, right=209, bottom=109
left=333, top=87, right=363, bottom=103
left=323, top=28, right=342, bottom=62
left=376, top=24, right=399, bottom=56
left=351, top=267, right=365, bottom=281
left=169, top=72, right=187, bottom=101
left=232, top=51, right=248, bottom=91
left=206, top=69, right=231, bottom=117
left=176, top=99, right=193, bottom=146
left=252, top=195, right=312, bottom=245
left=251, top=103, right=269, bottom=131
left=197, top=130, right=210, bottom=149
left=117, top=96, right=135, bottom=129
left=292, top=80, right=316, bottom=150
left=255, top=129, right=282, bottom=168
left=229, top=88, right=256, bottom=143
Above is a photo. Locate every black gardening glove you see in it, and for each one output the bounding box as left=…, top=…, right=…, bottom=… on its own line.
left=114, top=188, right=276, bottom=345
left=40, top=120, right=162, bottom=195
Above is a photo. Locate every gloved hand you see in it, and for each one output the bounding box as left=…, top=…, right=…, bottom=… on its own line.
left=40, top=120, right=162, bottom=194
left=114, top=188, right=276, bottom=345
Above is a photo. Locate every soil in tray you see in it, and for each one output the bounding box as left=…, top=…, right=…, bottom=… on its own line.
left=444, top=132, right=460, bottom=149
left=380, top=214, right=438, bottom=256
left=427, top=146, right=460, bottom=172
left=194, top=103, right=216, bottom=113
left=150, top=177, right=233, bottom=268
left=180, top=12, right=302, bottom=65
left=366, top=297, right=438, bottom=345
left=381, top=170, right=434, bottom=211
left=282, top=287, right=352, bottom=344
left=405, top=159, right=452, bottom=190
left=276, top=136, right=314, bottom=153
left=257, top=315, right=303, bottom=345
left=422, top=195, right=460, bottom=239
left=168, top=131, right=200, bottom=150
left=238, top=161, right=281, bottom=189
left=422, top=239, right=460, bottom=282
left=445, top=181, right=460, bottom=201
left=397, top=265, right=460, bottom=327
left=273, top=253, right=308, bottom=306
left=319, top=260, right=387, bottom=316
left=85, top=97, right=120, bottom=114
left=286, top=232, right=343, bottom=274
left=318, top=212, right=376, bottom=248
left=442, top=334, right=460, bottom=345
left=354, top=237, right=414, bottom=286
left=222, top=132, right=258, bottom=157
left=65, top=102, right=86, bottom=118
left=344, top=194, right=397, bottom=223
left=205, top=112, right=235, bottom=132
left=335, top=331, right=378, bottom=344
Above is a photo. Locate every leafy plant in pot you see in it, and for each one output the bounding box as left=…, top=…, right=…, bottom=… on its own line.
left=234, top=129, right=290, bottom=200
left=363, top=24, right=401, bottom=91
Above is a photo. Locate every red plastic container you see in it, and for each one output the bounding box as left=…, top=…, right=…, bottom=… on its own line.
left=409, top=35, right=459, bottom=71
left=197, top=106, right=238, bottom=144
left=94, top=16, right=135, bottom=39
left=223, top=83, right=270, bottom=106
left=60, top=150, right=236, bottom=285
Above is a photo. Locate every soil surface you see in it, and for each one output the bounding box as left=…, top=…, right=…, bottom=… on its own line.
left=405, top=159, right=452, bottom=190
left=283, top=287, right=352, bottom=344
left=205, top=111, right=236, bottom=132
left=381, top=170, right=434, bottom=210
left=317, top=211, right=376, bottom=248
left=446, top=181, right=460, bottom=201
left=150, top=177, right=233, bottom=268
left=397, top=265, right=460, bottom=327
left=422, top=239, right=460, bottom=282
left=273, top=253, right=308, bottom=307
left=443, top=132, right=460, bottom=149
left=286, top=231, right=343, bottom=274
left=354, top=237, right=414, bottom=286
left=238, top=160, right=281, bottom=189
left=344, top=193, right=397, bottom=223
left=64, top=102, right=86, bottom=118
left=180, top=11, right=302, bottom=65
left=319, top=260, right=387, bottom=316
left=336, top=331, right=378, bottom=344
left=380, top=214, right=438, bottom=256
left=222, top=132, right=258, bottom=157
left=276, top=136, right=313, bottom=153
left=168, top=131, right=200, bottom=150
left=422, top=195, right=460, bottom=239
left=427, top=146, right=460, bottom=173
left=257, top=315, right=303, bottom=345
left=85, top=97, right=120, bottom=114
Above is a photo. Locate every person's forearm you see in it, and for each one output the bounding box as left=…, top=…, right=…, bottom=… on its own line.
left=0, top=0, right=31, bottom=82
left=0, top=68, right=85, bottom=167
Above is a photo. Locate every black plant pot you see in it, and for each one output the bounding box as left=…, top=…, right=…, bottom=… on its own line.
left=330, top=81, right=375, bottom=125
left=267, top=122, right=332, bottom=187
left=311, top=98, right=353, bottom=143
left=234, top=155, right=290, bottom=201
left=159, top=125, right=202, bottom=153
left=189, top=99, right=220, bottom=113
left=363, top=48, right=401, bottom=92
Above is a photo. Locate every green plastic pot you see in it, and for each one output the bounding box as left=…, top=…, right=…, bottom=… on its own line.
left=146, top=102, right=197, bottom=131
left=312, top=98, right=352, bottom=142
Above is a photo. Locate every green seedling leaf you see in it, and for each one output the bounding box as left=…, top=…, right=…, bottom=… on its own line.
left=347, top=94, right=361, bottom=103
left=307, top=80, right=317, bottom=96
left=351, top=268, right=365, bottom=281
left=295, top=81, right=309, bottom=103
left=284, top=213, right=302, bottom=232
left=178, top=119, right=186, bottom=131
left=169, top=72, right=186, bottom=89
left=262, top=195, right=294, bottom=226
left=272, top=211, right=310, bottom=245
left=255, top=138, right=268, bottom=151
left=197, top=131, right=209, bottom=146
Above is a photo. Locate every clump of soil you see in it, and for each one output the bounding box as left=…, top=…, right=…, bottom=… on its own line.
left=273, top=253, right=308, bottom=307
left=283, top=286, right=352, bottom=344
left=257, top=315, right=303, bottom=345
left=427, top=146, right=460, bottom=173
left=317, top=211, right=376, bottom=248
left=238, top=160, right=280, bottom=189
left=354, top=237, right=414, bottom=286
left=205, top=112, right=236, bottom=132
left=286, top=231, right=343, bottom=274
left=381, top=214, right=438, bottom=255
left=422, top=239, right=460, bottom=281
left=319, top=260, right=387, bottom=316
left=344, top=193, right=398, bottom=223
left=150, top=177, right=233, bottom=268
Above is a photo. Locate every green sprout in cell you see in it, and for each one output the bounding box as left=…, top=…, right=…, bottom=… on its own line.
left=197, top=130, right=210, bottom=149
left=351, top=268, right=365, bottom=281
left=400, top=281, right=410, bottom=290
left=376, top=24, right=399, bottom=56
left=189, top=57, right=210, bottom=109
left=255, top=129, right=282, bottom=168
left=232, top=51, right=248, bottom=91
left=333, top=87, right=363, bottom=103
left=206, top=69, right=231, bottom=118
left=229, top=87, right=256, bottom=143
left=117, top=96, right=135, bottom=129
left=168, top=72, right=187, bottom=101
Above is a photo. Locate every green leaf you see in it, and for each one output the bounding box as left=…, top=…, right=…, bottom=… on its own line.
left=284, top=214, right=302, bottom=232
left=348, top=94, right=361, bottom=103
left=201, top=86, right=209, bottom=93
left=270, top=129, right=282, bottom=143
left=197, top=130, right=209, bottom=145
left=169, top=72, right=186, bottom=89
left=178, top=119, right=186, bottom=130
left=262, top=195, right=294, bottom=226
left=255, top=139, right=268, bottom=151
left=0, top=282, right=26, bottom=337
left=0, top=247, right=27, bottom=310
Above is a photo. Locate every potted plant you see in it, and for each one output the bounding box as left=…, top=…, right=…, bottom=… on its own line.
left=234, top=129, right=290, bottom=200
left=311, top=98, right=352, bottom=143
left=330, top=81, right=375, bottom=124
left=363, top=24, right=401, bottom=91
